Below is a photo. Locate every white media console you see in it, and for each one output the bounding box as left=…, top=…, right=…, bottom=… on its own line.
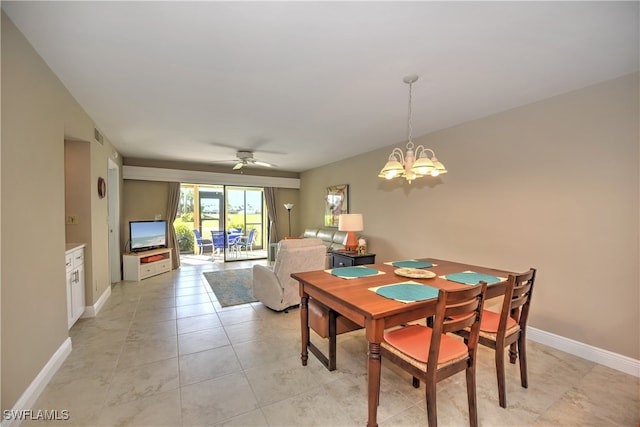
left=123, top=247, right=172, bottom=281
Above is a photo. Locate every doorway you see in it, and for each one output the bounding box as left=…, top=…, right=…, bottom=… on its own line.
left=108, top=158, right=121, bottom=283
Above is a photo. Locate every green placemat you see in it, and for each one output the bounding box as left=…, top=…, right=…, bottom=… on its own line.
left=331, top=266, right=379, bottom=278
left=444, top=271, right=501, bottom=285
left=375, top=283, right=439, bottom=303
left=391, top=260, right=433, bottom=268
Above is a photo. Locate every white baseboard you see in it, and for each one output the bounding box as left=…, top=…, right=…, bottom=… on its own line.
left=81, top=285, right=111, bottom=318
left=1, top=338, right=72, bottom=427
left=528, top=327, right=640, bottom=377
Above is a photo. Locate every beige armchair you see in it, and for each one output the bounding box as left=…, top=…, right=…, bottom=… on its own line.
left=252, top=238, right=326, bottom=311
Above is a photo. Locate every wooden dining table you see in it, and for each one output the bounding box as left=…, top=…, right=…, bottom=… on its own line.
left=292, top=258, right=515, bottom=427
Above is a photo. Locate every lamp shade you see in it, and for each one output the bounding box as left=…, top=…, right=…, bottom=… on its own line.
left=338, top=214, right=363, bottom=232
left=339, top=214, right=363, bottom=252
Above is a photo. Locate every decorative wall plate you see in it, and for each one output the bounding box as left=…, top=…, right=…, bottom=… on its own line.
left=97, top=177, right=106, bottom=198
left=394, top=268, right=436, bottom=279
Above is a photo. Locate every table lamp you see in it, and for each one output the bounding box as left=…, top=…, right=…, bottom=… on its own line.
left=338, top=213, right=363, bottom=252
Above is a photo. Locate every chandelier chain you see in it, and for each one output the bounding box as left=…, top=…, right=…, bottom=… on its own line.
left=407, top=80, right=414, bottom=147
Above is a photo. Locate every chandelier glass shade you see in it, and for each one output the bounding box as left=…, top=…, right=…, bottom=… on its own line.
left=378, top=75, right=447, bottom=183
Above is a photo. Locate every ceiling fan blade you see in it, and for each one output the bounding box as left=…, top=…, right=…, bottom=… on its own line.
left=232, top=162, right=244, bottom=170
left=210, top=159, right=239, bottom=164
left=254, top=160, right=275, bottom=168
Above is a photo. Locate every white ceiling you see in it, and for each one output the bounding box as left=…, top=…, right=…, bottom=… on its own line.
left=3, top=1, right=638, bottom=173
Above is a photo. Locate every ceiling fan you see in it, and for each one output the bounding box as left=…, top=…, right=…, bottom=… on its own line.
left=222, top=150, right=276, bottom=170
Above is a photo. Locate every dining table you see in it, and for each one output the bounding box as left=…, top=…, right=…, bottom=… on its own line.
left=291, top=257, right=515, bottom=427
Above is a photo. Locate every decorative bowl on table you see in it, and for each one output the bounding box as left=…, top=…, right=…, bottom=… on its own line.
left=394, top=268, right=436, bottom=279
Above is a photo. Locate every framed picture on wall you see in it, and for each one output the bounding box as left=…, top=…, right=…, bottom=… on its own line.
left=324, top=184, right=349, bottom=227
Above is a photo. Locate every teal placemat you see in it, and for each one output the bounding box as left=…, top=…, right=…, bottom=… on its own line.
left=331, top=266, right=379, bottom=278
left=376, top=283, right=439, bottom=303
left=444, top=271, right=501, bottom=285
left=391, top=260, right=433, bottom=268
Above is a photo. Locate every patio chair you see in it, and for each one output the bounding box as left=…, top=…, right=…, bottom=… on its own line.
left=226, top=232, right=241, bottom=257
left=192, top=229, right=213, bottom=255
left=211, top=231, right=225, bottom=255
left=237, top=229, right=256, bottom=255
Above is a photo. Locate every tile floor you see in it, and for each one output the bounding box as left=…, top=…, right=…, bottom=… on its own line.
left=25, top=260, right=639, bottom=426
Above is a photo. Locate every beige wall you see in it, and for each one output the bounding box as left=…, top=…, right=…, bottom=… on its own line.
left=301, top=73, right=639, bottom=359
left=122, top=180, right=170, bottom=248
left=65, top=140, right=92, bottom=306
left=1, top=12, right=122, bottom=410
left=276, top=188, right=300, bottom=239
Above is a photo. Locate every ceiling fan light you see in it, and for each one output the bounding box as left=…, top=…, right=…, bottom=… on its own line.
left=233, top=162, right=244, bottom=170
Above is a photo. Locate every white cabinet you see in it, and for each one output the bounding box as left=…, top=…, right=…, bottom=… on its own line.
left=123, top=248, right=172, bottom=281
left=66, top=245, right=85, bottom=329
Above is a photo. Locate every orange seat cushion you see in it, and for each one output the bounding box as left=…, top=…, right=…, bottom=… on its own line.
left=479, top=310, right=518, bottom=334
left=383, top=325, right=467, bottom=365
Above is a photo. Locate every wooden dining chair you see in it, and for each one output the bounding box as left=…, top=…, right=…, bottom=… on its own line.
left=380, top=283, right=487, bottom=427
left=452, top=268, right=536, bottom=408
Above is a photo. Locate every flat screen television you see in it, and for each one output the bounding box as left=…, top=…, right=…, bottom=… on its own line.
left=129, top=220, right=168, bottom=252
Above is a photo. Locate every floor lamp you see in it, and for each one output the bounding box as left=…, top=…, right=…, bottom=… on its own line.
left=284, top=203, right=294, bottom=237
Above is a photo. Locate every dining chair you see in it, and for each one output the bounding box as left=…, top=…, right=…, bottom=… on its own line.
left=452, top=268, right=536, bottom=408
left=192, top=229, right=213, bottom=255
left=380, top=283, right=487, bottom=427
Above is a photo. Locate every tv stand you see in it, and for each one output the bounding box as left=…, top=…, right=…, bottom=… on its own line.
left=123, top=248, right=172, bottom=281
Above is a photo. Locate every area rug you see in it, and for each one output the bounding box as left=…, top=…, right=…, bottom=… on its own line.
left=203, top=268, right=256, bottom=307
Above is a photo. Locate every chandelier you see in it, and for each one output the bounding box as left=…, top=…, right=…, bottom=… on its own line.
left=378, top=75, right=447, bottom=183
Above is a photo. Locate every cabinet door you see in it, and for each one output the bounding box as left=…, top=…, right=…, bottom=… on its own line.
left=66, top=270, right=74, bottom=328
left=71, top=265, right=85, bottom=322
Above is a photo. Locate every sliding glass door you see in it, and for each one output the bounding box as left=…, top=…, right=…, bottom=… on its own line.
left=174, top=183, right=267, bottom=263
left=224, top=186, right=266, bottom=262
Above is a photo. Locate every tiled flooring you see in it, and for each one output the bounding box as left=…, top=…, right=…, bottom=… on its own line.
left=26, top=260, right=639, bottom=426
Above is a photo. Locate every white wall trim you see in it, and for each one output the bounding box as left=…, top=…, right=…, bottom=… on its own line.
left=81, top=285, right=111, bottom=318
left=528, top=327, right=640, bottom=377
left=123, top=166, right=301, bottom=189
left=1, top=338, right=72, bottom=427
